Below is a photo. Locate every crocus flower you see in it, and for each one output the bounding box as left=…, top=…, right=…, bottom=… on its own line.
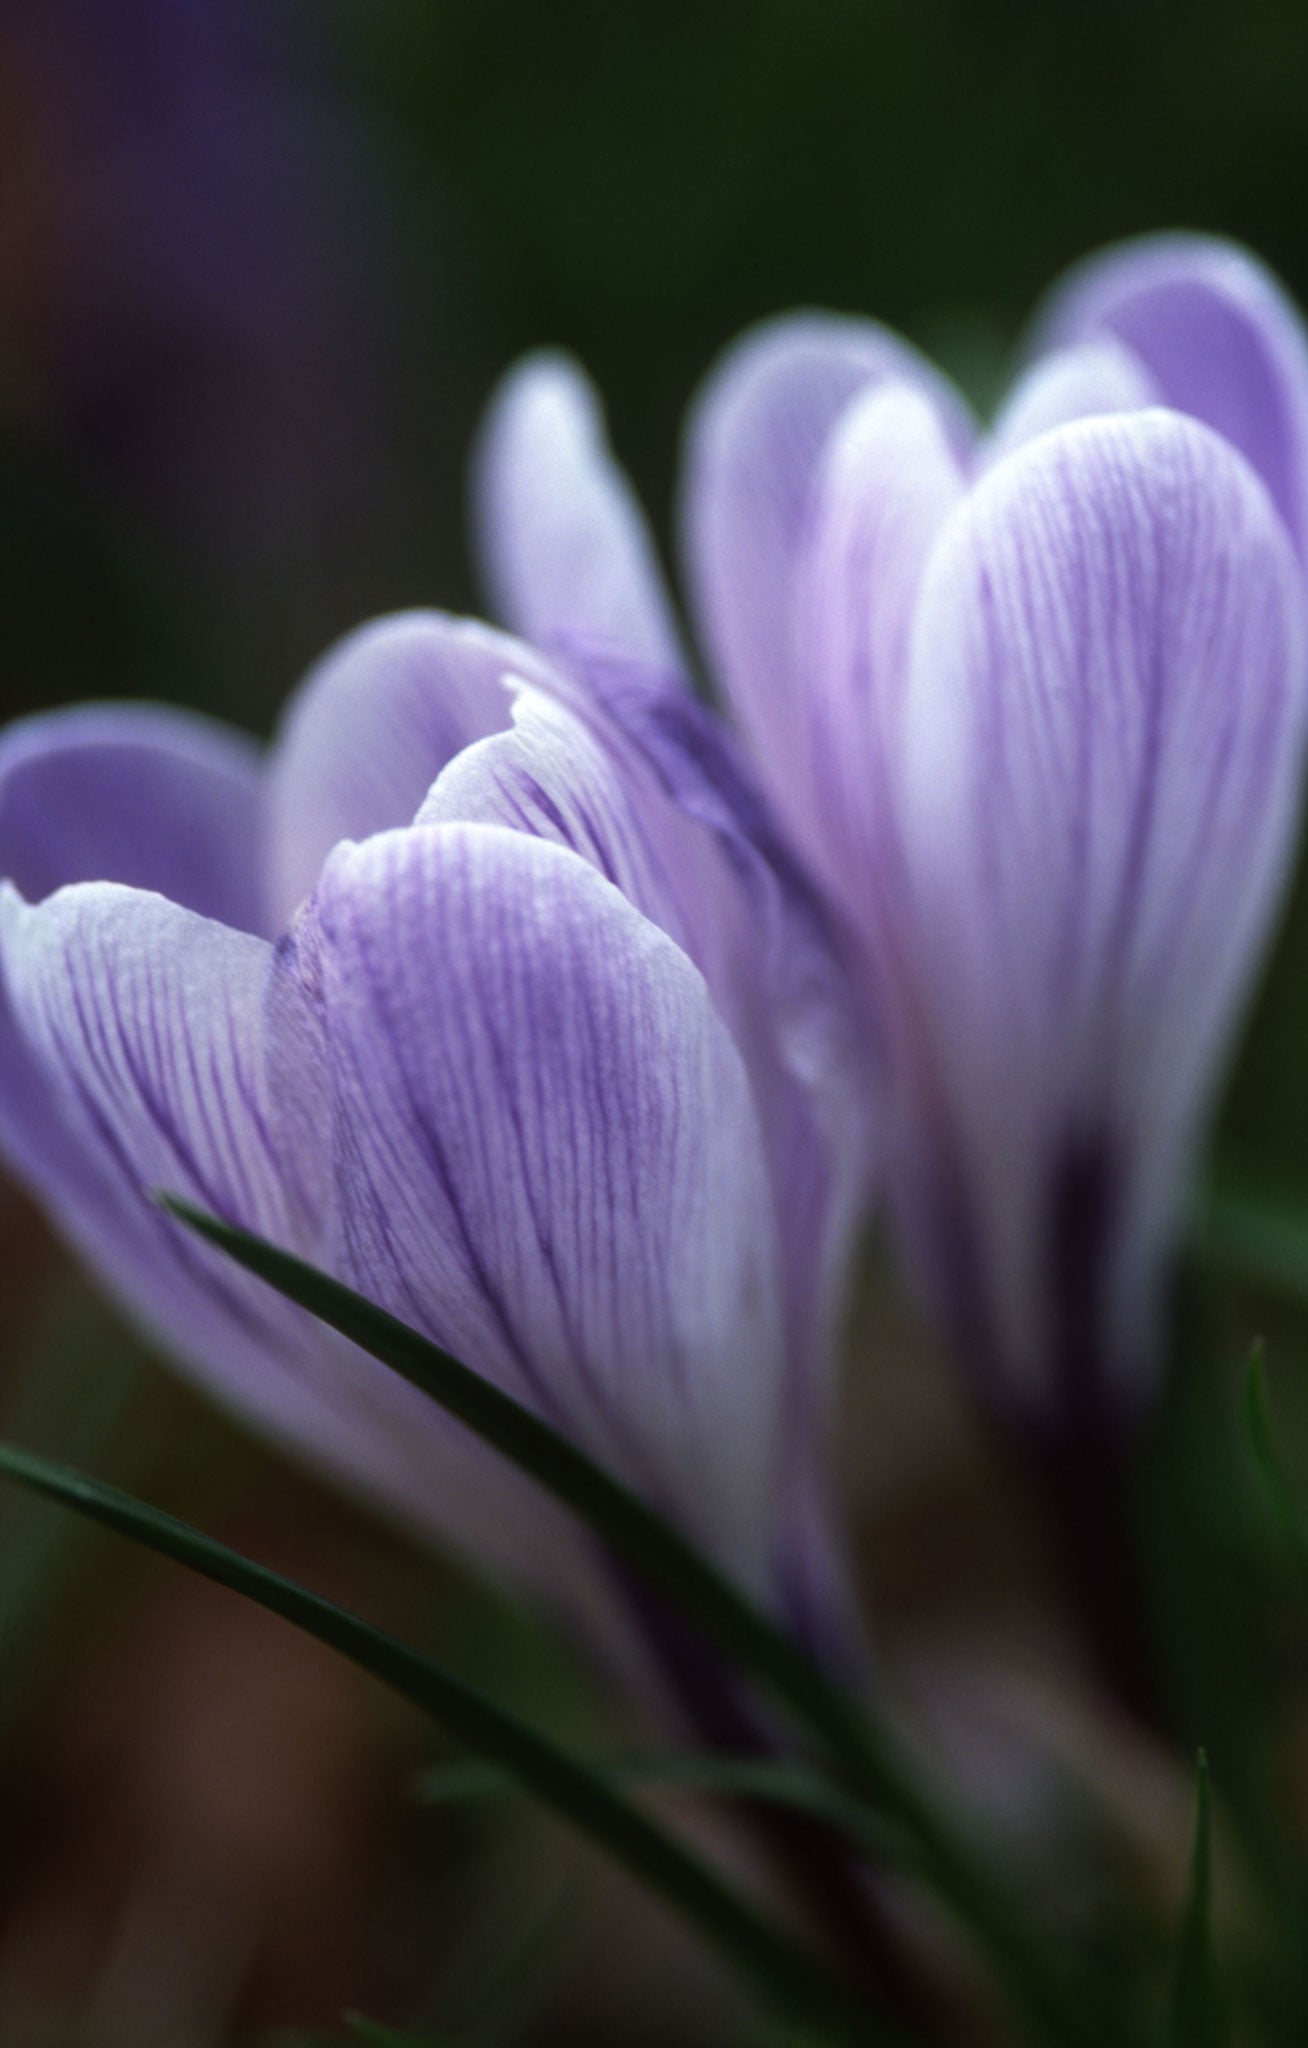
left=0, top=616, right=870, bottom=1648
left=476, top=234, right=1308, bottom=1450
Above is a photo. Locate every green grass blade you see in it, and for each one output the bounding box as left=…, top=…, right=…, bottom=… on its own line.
left=413, top=1750, right=905, bottom=1860
left=1244, top=1344, right=1308, bottom=1587
left=1165, top=1753, right=1229, bottom=2048
left=159, top=1199, right=1125, bottom=2048
left=159, top=1196, right=847, bottom=1747
left=0, top=1438, right=885, bottom=2048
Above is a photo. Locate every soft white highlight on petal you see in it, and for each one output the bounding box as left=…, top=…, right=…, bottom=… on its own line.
left=474, top=353, right=685, bottom=671
left=681, top=312, right=973, bottom=779
left=1032, top=233, right=1308, bottom=557
left=984, top=339, right=1157, bottom=467
left=264, top=611, right=556, bottom=930
left=417, top=685, right=676, bottom=934
left=894, top=411, right=1308, bottom=1407
left=0, top=882, right=300, bottom=1390
left=0, top=707, right=266, bottom=1239
left=789, top=382, right=967, bottom=915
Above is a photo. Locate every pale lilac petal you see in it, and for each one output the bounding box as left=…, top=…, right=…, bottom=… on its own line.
left=291, top=822, right=787, bottom=1594
left=432, top=659, right=875, bottom=1650
left=0, top=882, right=305, bottom=1401
left=264, top=611, right=558, bottom=929
left=417, top=685, right=679, bottom=936
left=0, top=706, right=265, bottom=1218
left=0, top=703, right=263, bottom=929
left=473, top=353, right=685, bottom=672
left=1032, top=234, right=1308, bottom=556
left=681, top=312, right=973, bottom=775
left=984, top=339, right=1157, bottom=468
left=788, top=382, right=966, bottom=917
left=424, top=663, right=875, bottom=1375
left=894, top=410, right=1308, bottom=1412
left=0, top=876, right=594, bottom=1593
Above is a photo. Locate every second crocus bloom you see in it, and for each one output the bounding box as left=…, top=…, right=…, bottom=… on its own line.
left=0, top=617, right=871, bottom=1657
left=478, top=234, right=1308, bottom=1440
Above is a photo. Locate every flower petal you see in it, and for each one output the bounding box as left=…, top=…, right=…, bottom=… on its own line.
left=681, top=312, right=972, bottom=772
left=0, top=703, right=263, bottom=929
left=1031, top=234, right=1308, bottom=557
left=473, top=353, right=685, bottom=672
left=894, top=410, right=1308, bottom=1411
left=291, top=821, right=788, bottom=1593
left=263, top=611, right=555, bottom=929
left=788, top=382, right=967, bottom=917
left=0, top=876, right=595, bottom=1593
left=417, top=683, right=680, bottom=935
left=984, top=339, right=1156, bottom=467
left=0, top=705, right=265, bottom=1214
left=418, top=667, right=873, bottom=1649
left=0, top=881, right=304, bottom=1403
left=423, top=666, right=874, bottom=1361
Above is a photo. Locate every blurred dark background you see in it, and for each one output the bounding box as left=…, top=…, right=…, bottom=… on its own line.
left=8, top=0, right=1308, bottom=737
left=4, top=2, right=1308, bottom=2042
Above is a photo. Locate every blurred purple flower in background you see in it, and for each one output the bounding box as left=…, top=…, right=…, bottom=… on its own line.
left=0, top=0, right=387, bottom=564
left=0, top=617, right=871, bottom=1653
left=480, top=236, right=1308, bottom=1455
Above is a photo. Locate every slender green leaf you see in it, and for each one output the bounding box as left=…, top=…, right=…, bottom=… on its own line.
left=413, top=1750, right=905, bottom=1860
left=0, top=1438, right=883, bottom=2048
left=1244, top=1344, right=1308, bottom=1586
left=160, top=1199, right=1127, bottom=2048
left=1165, top=1753, right=1229, bottom=2048
left=159, top=1197, right=861, bottom=1757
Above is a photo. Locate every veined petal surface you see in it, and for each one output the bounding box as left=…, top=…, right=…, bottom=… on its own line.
left=681, top=312, right=972, bottom=779
left=0, top=703, right=262, bottom=930
left=984, top=339, right=1157, bottom=467
left=434, top=661, right=874, bottom=1369
left=0, top=874, right=600, bottom=1594
left=894, top=410, right=1308, bottom=1410
left=263, top=611, right=554, bottom=929
left=789, top=381, right=966, bottom=921
left=288, top=823, right=788, bottom=1594
left=0, top=883, right=316, bottom=1414
left=1032, top=233, right=1308, bottom=558
left=473, top=353, right=685, bottom=672
left=0, top=705, right=264, bottom=1208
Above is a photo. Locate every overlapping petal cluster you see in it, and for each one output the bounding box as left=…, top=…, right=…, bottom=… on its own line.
left=0, top=621, right=869, bottom=1634
left=483, top=233, right=1308, bottom=1423
left=2, top=231, right=1306, bottom=1656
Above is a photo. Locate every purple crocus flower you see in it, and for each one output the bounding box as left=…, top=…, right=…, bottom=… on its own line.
left=0, top=616, right=870, bottom=1648
left=475, top=233, right=1308, bottom=1457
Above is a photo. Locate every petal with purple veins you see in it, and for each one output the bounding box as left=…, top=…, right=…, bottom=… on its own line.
left=473, top=353, right=686, bottom=673
left=0, top=702, right=263, bottom=930
left=292, top=821, right=787, bottom=1595
left=263, top=610, right=558, bottom=929
left=789, top=381, right=967, bottom=920
left=0, top=705, right=265, bottom=1216
left=893, top=409, right=1308, bottom=1413
left=417, top=667, right=874, bottom=1647
left=0, top=874, right=594, bottom=1596
left=681, top=312, right=972, bottom=777
left=1030, top=234, right=1308, bottom=557
left=984, top=338, right=1156, bottom=468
